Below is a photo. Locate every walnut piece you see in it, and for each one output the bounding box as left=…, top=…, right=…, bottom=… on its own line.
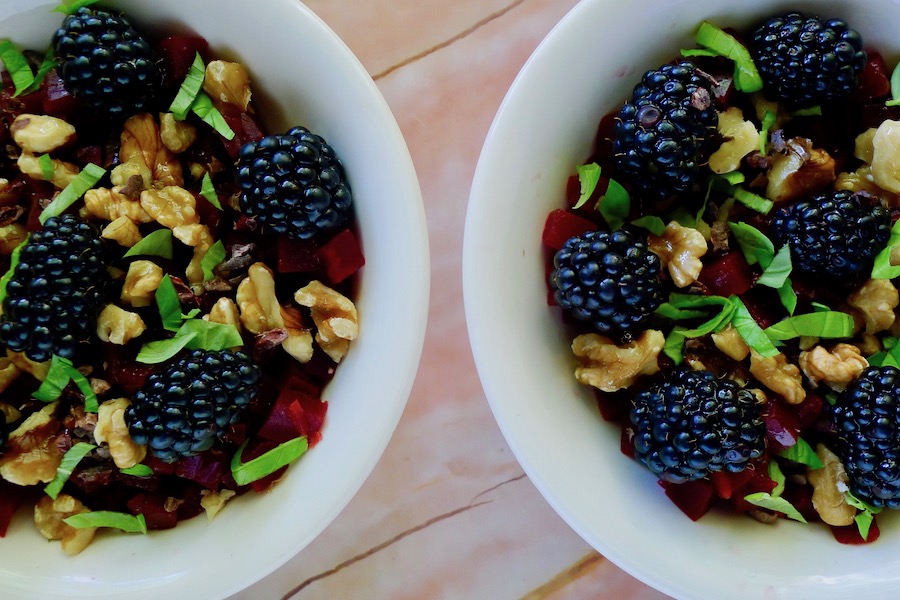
left=101, top=216, right=143, bottom=247
left=0, top=223, right=27, bottom=255
left=749, top=350, right=806, bottom=405
left=140, top=185, right=199, bottom=228
left=0, top=402, right=62, bottom=485
left=807, top=443, right=856, bottom=527
left=159, top=112, right=198, bottom=153
left=709, top=107, right=759, bottom=173
left=848, top=278, right=899, bottom=335
left=0, top=356, right=21, bottom=394
left=6, top=348, right=49, bottom=380
left=205, top=297, right=242, bottom=329
left=11, top=114, right=76, bottom=153
left=649, top=221, right=708, bottom=288
left=280, top=304, right=314, bottom=363
left=96, top=304, right=147, bottom=345
left=94, top=398, right=147, bottom=469
left=200, top=488, right=236, bottom=521
left=120, top=113, right=183, bottom=187
left=82, top=186, right=154, bottom=223
left=173, top=223, right=214, bottom=286
left=799, top=344, right=868, bottom=392
left=870, top=119, right=900, bottom=194
left=294, top=280, right=359, bottom=363
left=34, top=494, right=96, bottom=555
left=204, top=60, right=252, bottom=110
left=571, top=330, right=664, bottom=392
left=17, top=151, right=79, bottom=189
left=121, top=260, right=163, bottom=308
left=711, top=325, right=750, bottom=361
left=766, top=137, right=836, bottom=203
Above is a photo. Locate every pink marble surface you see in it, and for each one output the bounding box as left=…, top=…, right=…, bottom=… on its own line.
left=235, top=2, right=672, bottom=598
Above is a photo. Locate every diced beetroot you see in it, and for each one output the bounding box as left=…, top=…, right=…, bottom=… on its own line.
left=709, top=468, right=756, bottom=500
left=698, top=251, right=754, bottom=297
left=256, top=397, right=305, bottom=443
left=794, top=392, right=824, bottom=430
left=101, top=342, right=156, bottom=395
left=276, top=235, right=321, bottom=273
left=40, top=70, right=82, bottom=120
left=317, top=228, right=365, bottom=284
left=542, top=208, right=598, bottom=251
left=144, top=454, right=178, bottom=476
left=852, top=51, right=891, bottom=102
left=594, top=389, right=628, bottom=422
left=659, top=479, right=716, bottom=521
left=175, top=484, right=205, bottom=521
left=589, top=111, right=618, bottom=166
left=0, top=480, right=27, bottom=537
left=831, top=519, right=880, bottom=544
left=620, top=426, right=635, bottom=458
left=194, top=192, right=222, bottom=231
left=762, top=399, right=802, bottom=452
left=731, top=468, right=778, bottom=512
left=174, top=450, right=229, bottom=490
left=781, top=481, right=819, bottom=522
left=220, top=109, right=267, bottom=158
left=237, top=437, right=289, bottom=492
left=156, top=36, right=210, bottom=92
left=127, top=493, right=179, bottom=530
left=738, top=287, right=784, bottom=329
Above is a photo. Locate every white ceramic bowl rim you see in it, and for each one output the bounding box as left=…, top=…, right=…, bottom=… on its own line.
left=0, top=2, right=429, bottom=599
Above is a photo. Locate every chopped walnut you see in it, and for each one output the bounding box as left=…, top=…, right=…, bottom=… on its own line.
left=848, top=278, right=898, bottom=335
left=173, top=223, right=214, bottom=287
left=204, top=60, right=252, bottom=111
left=711, top=325, right=750, bottom=361
left=140, top=185, right=199, bottom=228
left=0, top=356, right=20, bottom=395
left=120, top=112, right=183, bottom=187
left=855, top=333, right=882, bottom=357
left=17, top=151, right=79, bottom=189
left=237, top=262, right=284, bottom=334
left=709, top=107, right=759, bottom=174
left=281, top=304, right=314, bottom=363
left=294, top=280, right=359, bottom=363
left=0, top=223, right=26, bottom=255
left=807, top=444, right=856, bottom=527
left=0, top=401, right=20, bottom=426
left=6, top=348, right=49, bottom=380
left=110, top=157, right=153, bottom=192
left=204, top=297, right=242, bottom=329
left=648, top=221, right=708, bottom=288
left=870, top=119, right=900, bottom=194
left=765, top=137, right=836, bottom=203
left=855, top=127, right=877, bottom=164
left=799, top=344, right=868, bottom=392
left=101, top=216, right=143, bottom=248
left=82, top=186, right=154, bottom=223
left=94, top=398, right=147, bottom=469
left=96, top=304, right=147, bottom=345
left=11, top=114, right=76, bottom=153
left=121, top=260, right=164, bottom=308
left=835, top=165, right=900, bottom=206
left=571, top=330, right=664, bottom=392
left=159, top=112, right=198, bottom=153
left=200, top=488, right=236, bottom=521
left=0, top=402, right=62, bottom=486
left=749, top=350, right=806, bottom=405
left=34, top=494, right=96, bottom=555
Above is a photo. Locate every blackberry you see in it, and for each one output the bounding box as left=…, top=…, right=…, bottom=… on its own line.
left=630, top=368, right=766, bottom=484
left=613, top=62, right=718, bottom=200
left=769, top=190, right=889, bottom=282
left=125, top=349, right=261, bottom=462
left=550, top=229, right=662, bottom=334
left=0, top=215, right=109, bottom=363
left=52, top=6, right=159, bottom=116
left=830, top=366, right=900, bottom=508
left=750, top=12, right=867, bottom=107
left=237, top=126, right=353, bottom=239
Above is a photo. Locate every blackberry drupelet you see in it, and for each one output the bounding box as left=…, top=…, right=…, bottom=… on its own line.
left=125, top=349, right=261, bottom=462
left=831, top=366, right=900, bottom=508
left=750, top=12, right=867, bottom=107
left=769, top=190, right=889, bottom=282
left=237, top=126, right=353, bottom=240
left=613, top=62, right=718, bottom=200
left=550, top=229, right=662, bottom=334
left=0, top=215, right=109, bottom=363
left=52, top=6, right=159, bottom=116
left=630, top=368, right=766, bottom=484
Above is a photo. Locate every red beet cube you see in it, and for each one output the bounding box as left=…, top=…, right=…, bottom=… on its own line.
left=542, top=208, right=598, bottom=251
left=852, top=51, right=891, bottom=102
left=762, top=399, right=802, bottom=452
left=710, top=468, right=756, bottom=500
left=276, top=236, right=321, bottom=273
left=731, top=468, right=778, bottom=512
left=174, top=450, right=229, bottom=490
left=698, top=251, right=754, bottom=297
left=0, top=480, right=26, bottom=537
left=794, top=392, right=824, bottom=430
left=127, top=493, right=179, bottom=530
left=831, top=520, right=880, bottom=544
left=317, top=228, right=365, bottom=284
left=41, top=70, right=81, bottom=120
left=659, top=479, right=716, bottom=521
left=156, top=36, right=210, bottom=92
left=220, top=109, right=267, bottom=158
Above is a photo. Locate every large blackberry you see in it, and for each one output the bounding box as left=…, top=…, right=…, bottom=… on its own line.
left=831, top=366, right=900, bottom=508
left=550, top=229, right=662, bottom=334
left=125, top=349, right=261, bottom=462
left=613, top=62, right=718, bottom=200
left=52, top=6, right=159, bottom=116
left=769, top=190, right=889, bottom=282
left=750, top=12, right=867, bottom=107
left=0, top=215, right=109, bottom=363
left=630, top=368, right=766, bottom=484
left=237, top=126, right=353, bottom=239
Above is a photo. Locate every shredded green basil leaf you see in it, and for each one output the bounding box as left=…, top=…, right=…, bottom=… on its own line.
left=0, top=40, right=35, bottom=96
left=654, top=304, right=708, bottom=321
left=792, top=106, right=823, bottom=117
left=668, top=205, right=696, bottom=229
left=231, top=436, right=309, bottom=486
left=776, top=279, right=798, bottom=316
left=743, top=492, right=807, bottom=523
left=573, top=163, right=601, bottom=210
left=199, top=172, right=223, bottom=210
left=190, top=91, right=235, bottom=140
left=756, top=244, right=792, bottom=289
left=680, top=48, right=719, bottom=58
left=759, top=110, right=777, bottom=153
left=200, top=239, right=226, bottom=282
left=731, top=187, right=773, bottom=214
left=764, top=311, right=854, bottom=341
left=717, top=171, right=745, bottom=186
left=695, top=21, right=763, bottom=93
left=23, top=47, right=55, bottom=95
left=730, top=296, right=779, bottom=357
left=630, top=215, right=666, bottom=237
left=179, top=319, right=242, bottom=350
left=778, top=437, right=823, bottom=469
left=0, top=235, right=27, bottom=305
left=768, top=460, right=786, bottom=497
left=39, top=163, right=106, bottom=224
left=32, top=354, right=75, bottom=402
left=845, top=490, right=882, bottom=540
left=120, top=464, right=154, bottom=477
left=665, top=293, right=732, bottom=310
left=889, top=60, right=900, bottom=107
left=169, top=52, right=206, bottom=120
left=156, top=274, right=184, bottom=332
left=597, top=178, right=630, bottom=231
left=728, top=221, right=775, bottom=268
left=123, top=228, right=174, bottom=259
left=53, top=0, right=101, bottom=14
left=37, top=153, right=54, bottom=182
left=44, top=442, right=95, bottom=499
left=136, top=332, right=197, bottom=364
left=662, top=328, right=687, bottom=364
left=871, top=218, right=900, bottom=279
left=64, top=511, right=147, bottom=533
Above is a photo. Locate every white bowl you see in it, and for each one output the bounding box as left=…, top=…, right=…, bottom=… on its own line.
left=464, top=0, right=900, bottom=598
left=0, top=1, right=428, bottom=599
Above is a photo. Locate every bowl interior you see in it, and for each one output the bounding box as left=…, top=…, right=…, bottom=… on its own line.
left=0, top=1, right=429, bottom=599
left=464, top=0, right=900, bottom=598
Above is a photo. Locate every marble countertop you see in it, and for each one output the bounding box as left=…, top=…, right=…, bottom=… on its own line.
left=235, top=1, right=671, bottom=598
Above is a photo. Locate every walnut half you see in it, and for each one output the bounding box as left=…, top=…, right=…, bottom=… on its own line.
left=749, top=350, right=806, bottom=405
left=34, top=494, right=96, bottom=555
left=648, top=221, right=708, bottom=288
left=94, top=398, right=147, bottom=469
left=807, top=444, right=856, bottom=527
left=571, top=329, right=664, bottom=392
left=799, top=344, right=868, bottom=392
left=294, top=280, right=359, bottom=363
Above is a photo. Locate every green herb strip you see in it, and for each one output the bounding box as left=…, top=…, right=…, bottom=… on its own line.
left=776, top=279, right=798, bottom=316
left=759, top=110, right=777, bottom=153
left=156, top=274, right=184, bottom=332
left=844, top=491, right=882, bottom=540
left=38, top=153, right=54, bottom=182
left=0, top=40, right=35, bottom=96
left=756, top=245, right=792, bottom=289
left=728, top=221, right=775, bottom=268
left=659, top=295, right=734, bottom=364
left=763, top=311, right=854, bottom=341
left=871, top=217, right=900, bottom=279
left=730, top=296, right=779, bottom=357
left=869, top=336, right=900, bottom=368
left=573, top=162, right=601, bottom=210
left=231, top=436, right=309, bottom=486
left=33, top=355, right=99, bottom=412
left=119, top=464, right=154, bottom=477
left=889, top=59, right=900, bottom=107
left=695, top=21, right=763, bottom=93
left=792, top=106, right=823, bottom=117
left=680, top=48, right=719, bottom=58
left=630, top=215, right=666, bottom=237
left=44, top=442, right=96, bottom=499
left=777, top=437, right=823, bottom=470
left=39, top=163, right=106, bottom=224
left=170, top=52, right=207, bottom=120
left=136, top=319, right=242, bottom=364
left=731, top=187, right=773, bottom=214
left=743, top=492, right=807, bottom=523
left=123, top=228, right=174, bottom=259
left=53, top=0, right=102, bottom=15
left=0, top=235, right=27, bottom=305
left=597, top=178, right=630, bottom=231
left=768, top=460, right=786, bottom=497
left=200, top=239, right=226, bottom=282
left=191, top=91, right=236, bottom=140
left=64, top=511, right=147, bottom=533
left=136, top=331, right=197, bottom=364
left=200, top=172, right=223, bottom=210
